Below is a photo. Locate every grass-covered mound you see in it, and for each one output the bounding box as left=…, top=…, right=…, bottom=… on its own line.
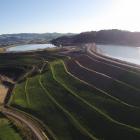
left=0, top=113, right=22, bottom=140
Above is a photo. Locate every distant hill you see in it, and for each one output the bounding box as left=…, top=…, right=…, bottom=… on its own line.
left=51, top=29, right=140, bottom=46
left=2, top=30, right=140, bottom=48
left=0, top=33, right=74, bottom=47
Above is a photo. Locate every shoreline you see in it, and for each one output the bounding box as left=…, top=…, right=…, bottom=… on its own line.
left=87, top=43, right=140, bottom=69
left=96, top=42, right=140, bottom=48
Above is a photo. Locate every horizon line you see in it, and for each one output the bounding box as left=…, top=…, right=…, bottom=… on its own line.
left=0, top=28, right=140, bottom=36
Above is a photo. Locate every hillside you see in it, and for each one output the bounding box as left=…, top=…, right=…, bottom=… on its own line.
left=2, top=29, right=140, bottom=48
left=0, top=46, right=140, bottom=139
left=0, top=33, right=74, bottom=47
left=51, top=29, right=140, bottom=46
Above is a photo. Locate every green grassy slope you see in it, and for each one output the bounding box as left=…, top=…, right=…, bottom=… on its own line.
left=0, top=113, right=22, bottom=140
left=9, top=59, right=140, bottom=140
left=50, top=61, right=140, bottom=128
left=75, top=55, right=140, bottom=90
left=42, top=63, right=140, bottom=139
left=10, top=75, right=93, bottom=140
left=66, top=60, right=140, bottom=107
left=10, top=82, right=28, bottom=108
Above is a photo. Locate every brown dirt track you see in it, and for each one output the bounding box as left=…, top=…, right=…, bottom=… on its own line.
left=0, top=85, right=8, bottom=104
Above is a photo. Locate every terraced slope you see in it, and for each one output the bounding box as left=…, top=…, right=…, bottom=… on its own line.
left=10, top=75, right=93, bottom=140
left=66, top=59, right=140, bottom=107
left=75, top=54, right=140, bottom=90
left=9, top=58, right=140, bottom=140
left=0, top=113, right=22, bottom=140
left=4, top=46, right=140, bottom=140
left=51, top=61, right=140, bottom=129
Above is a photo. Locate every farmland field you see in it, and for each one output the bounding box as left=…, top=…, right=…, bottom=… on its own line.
left=1, top=46, right=140, bottom=139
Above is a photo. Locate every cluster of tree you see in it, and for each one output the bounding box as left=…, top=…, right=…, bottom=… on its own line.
left=51, top=29, right=140, bottom=46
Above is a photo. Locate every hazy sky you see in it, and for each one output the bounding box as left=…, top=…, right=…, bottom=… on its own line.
left=0, top=0, right=140, bottom=34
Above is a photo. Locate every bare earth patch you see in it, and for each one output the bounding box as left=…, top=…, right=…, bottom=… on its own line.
left=0, top=85, right=8, bottom=104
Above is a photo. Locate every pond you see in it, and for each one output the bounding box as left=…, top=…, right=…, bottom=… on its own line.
left=6, top=44, right=56, bottom=52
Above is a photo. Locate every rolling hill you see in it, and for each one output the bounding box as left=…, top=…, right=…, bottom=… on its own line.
left=51, top=29, right=140, bottom=46
left=0, top=33, right=74, bottom=47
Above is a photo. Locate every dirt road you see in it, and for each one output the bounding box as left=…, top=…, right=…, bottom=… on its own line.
left=0, top=85, right=8, bottom=104
left=2, top=107, right=49, bottom=140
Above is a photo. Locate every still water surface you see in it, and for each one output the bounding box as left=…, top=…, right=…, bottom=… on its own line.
left=96, top=44, right=140, bottom=65
left=7, top=44, right=56, bottom=52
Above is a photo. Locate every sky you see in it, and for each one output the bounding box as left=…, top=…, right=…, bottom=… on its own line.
left=0, top=0, right=140, bottom=34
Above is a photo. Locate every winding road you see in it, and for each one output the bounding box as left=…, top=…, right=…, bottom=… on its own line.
left=2, top=106, right=48, bottom=140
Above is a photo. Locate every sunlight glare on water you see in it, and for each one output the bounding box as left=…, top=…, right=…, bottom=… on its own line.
left=96, top=44, right=140, bottom=65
